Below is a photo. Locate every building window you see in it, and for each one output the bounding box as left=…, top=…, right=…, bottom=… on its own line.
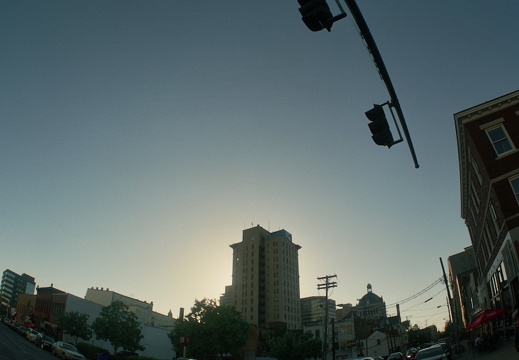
left=489, top=204, right=500, bottom=235
left=510, top=177, right=519, bottom=205
left=470, top=182, right=480, bottom=210
left=486, top=125, right=513, bottom=156
left=470, top=154, right=483, bottom=185
left=482, top=224, right=493, bottom=258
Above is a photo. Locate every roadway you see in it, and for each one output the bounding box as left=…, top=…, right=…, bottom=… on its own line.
left=0, top=323, right=56, bottom=360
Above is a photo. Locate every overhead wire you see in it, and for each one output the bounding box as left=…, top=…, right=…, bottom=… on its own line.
left=401, top=288, right=446, bottom=313
left=386, top=276, right=443, bottom=308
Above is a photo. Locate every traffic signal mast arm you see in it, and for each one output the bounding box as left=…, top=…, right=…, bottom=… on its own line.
left=344, top=0, right=419, bottom=168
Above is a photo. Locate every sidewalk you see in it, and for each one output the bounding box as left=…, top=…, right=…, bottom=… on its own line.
left=455, top=338, right=517, bottom=360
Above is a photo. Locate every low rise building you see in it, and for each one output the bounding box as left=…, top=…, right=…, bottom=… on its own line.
left=16, top=285, right=177, bottom=359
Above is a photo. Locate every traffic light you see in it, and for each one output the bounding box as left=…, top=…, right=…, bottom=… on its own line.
left=365, top=104, right=394, bottom=148
left=297, top=0, right=334, bottom=32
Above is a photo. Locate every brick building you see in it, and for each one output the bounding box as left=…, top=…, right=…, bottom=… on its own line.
left=455, top=90, right=519, bottom=319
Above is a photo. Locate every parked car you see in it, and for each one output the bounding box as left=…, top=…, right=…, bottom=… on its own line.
left=17, top=325, right=28, bottom=336
left=435, top=342, right=451, bottom=360
left=52, top=341, right=86, bottom=359
left=115, top=350, right=140, bottom=357
left=414, top=345, right=447, bottom=360
left=26, top=328, right=40, bottom=342
left=36, top=334, right=55, bottom=351
left=388, top=352, right=404, bottom=360
left=406, top=347, right=418, bottom=359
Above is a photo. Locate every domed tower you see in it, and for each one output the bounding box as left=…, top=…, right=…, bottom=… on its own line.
left=357, top=284, right=387, bottom=322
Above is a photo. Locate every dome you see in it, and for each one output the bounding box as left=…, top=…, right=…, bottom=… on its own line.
left=357, top=284, right=383, bottom=307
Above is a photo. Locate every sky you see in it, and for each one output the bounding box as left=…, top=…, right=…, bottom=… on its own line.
left=1, top=1, right=519, bottom=331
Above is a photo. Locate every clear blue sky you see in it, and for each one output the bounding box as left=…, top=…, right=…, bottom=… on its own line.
left=1, top=1, right=518, bottom=329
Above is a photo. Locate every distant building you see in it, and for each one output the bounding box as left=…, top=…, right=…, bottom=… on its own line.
left=334, top=311, right=356, bottom=359
left=16, top=285, right=176, bottom=359
left=354, top=284, right=388, bottom=356
left=301, top=296, right=336, bottom=326
left=220, top=285, right=232, bottom=307
left=447, top=246, right=479, bottom=328
left=301, top=296, right=337, bottom=358
left=226, top=225, right=302, bottom=359
left=0, top=269, right=35, bottom=316
left=455, top=89, right=519, bottom=316
left=367, top=330, right=399, bottom=358
left=228, top=225, right=302, bottom=330
left=356, top=284, right=386, bottom=322
left=85, top=287, right=176, bottom=330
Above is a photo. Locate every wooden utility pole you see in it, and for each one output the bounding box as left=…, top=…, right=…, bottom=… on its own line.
left=440, top=257, right=459, bottom=352
left=318, top=274, right=337, bottom=360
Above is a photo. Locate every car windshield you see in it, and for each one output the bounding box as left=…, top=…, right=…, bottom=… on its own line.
left=43, top=335, right=54, bottom=341
left=63, top=343, right=78, bottom=351
left=416, top=347, right=444, bottom=359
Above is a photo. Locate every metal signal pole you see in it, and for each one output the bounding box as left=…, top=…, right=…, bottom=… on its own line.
left=343, top=0, right=419, bottom=168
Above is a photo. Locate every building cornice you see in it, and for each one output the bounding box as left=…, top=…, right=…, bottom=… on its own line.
left=454, top=90, right=519, bottom=219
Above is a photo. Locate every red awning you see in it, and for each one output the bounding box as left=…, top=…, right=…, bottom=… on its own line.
left=465, top=308, right=508, bottom=332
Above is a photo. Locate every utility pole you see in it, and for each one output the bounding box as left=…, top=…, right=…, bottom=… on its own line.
left=331, top=318, right=336, bottom=360
left=318, top=274, right=337, bottom=360
left=440, top=257, right=459, bottom=352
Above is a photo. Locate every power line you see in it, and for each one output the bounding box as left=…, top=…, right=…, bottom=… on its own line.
left=401, top=288, right=446, bottom=313
left=386, top=277, right=443, bottom=307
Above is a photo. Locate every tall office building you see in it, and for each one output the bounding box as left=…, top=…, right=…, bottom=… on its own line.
left=229, top=225, right=302, bottom=330
left=0, top=269, right=36, bottom=314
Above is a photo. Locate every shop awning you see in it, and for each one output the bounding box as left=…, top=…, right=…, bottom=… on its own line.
left=465, top=308, right=508, bottom=332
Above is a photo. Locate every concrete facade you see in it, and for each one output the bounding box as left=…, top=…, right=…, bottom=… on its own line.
left=16, top=286, right=176, bottom=359
left=301, top=296, right=336, bottom=326
left=229, top=225, right=302, bottom=330
left=448, top=247, right=480, bottom=328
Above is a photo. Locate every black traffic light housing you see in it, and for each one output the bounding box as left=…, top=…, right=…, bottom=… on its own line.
left=297, top=0, right=346, bottom=32
left=365, top=104, right=394, bottom=148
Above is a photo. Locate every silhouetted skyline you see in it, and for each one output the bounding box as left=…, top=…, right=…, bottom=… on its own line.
left=2, top=1, right=518, bottom=329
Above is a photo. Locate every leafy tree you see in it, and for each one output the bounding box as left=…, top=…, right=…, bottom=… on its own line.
left=169, top=298, right=249, bottom=360
left=91, top=301, right=144, bottom=354
left=59, top=311, right=91, bottom=345
left=268, top=330, right=321, bottom=360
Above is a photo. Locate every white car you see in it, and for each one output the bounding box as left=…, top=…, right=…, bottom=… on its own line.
left=52, top=341, right=86, bottom=359
left=26, top=328, right=40, bottom=342
left=414, top=345, right=447, bottom=360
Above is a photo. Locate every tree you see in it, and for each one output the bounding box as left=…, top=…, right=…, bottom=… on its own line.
left=91, top=301, right=144, bottom=354
left=169, top=298, right=249, bottom=360
left=59, top=311, right=91, bottom=345
left=268, top=330, right=321, bottom=360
